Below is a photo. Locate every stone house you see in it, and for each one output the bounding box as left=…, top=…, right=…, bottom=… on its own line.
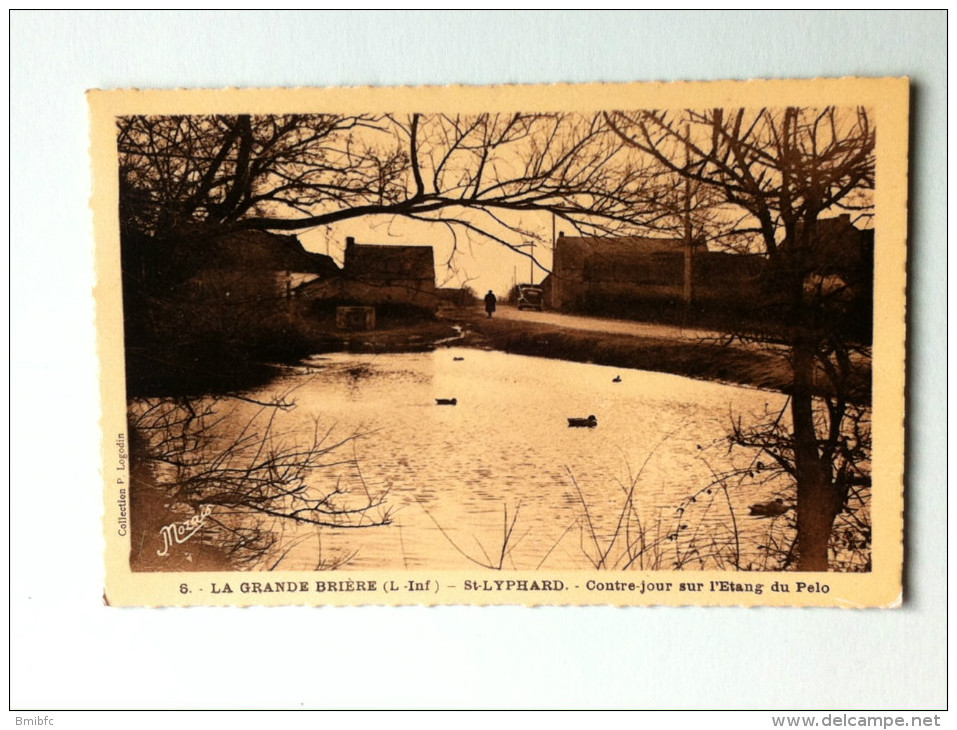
left=297, top=236, right=437, bottom=313
left=550, top=216, right=872, bottom=326
left=780, top=214, right=874, bottom=282
left=176, top=229, right=339, bottom=305
left=779, top=214, right=875, bottom=322
left=549, top=232, right=708, bottom=312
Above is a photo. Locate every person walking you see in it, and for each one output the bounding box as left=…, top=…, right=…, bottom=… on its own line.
left=484, top=290, right=497, bottom=318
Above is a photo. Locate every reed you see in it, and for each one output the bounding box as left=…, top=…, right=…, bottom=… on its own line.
left=127, top=391, right=393, bottom=572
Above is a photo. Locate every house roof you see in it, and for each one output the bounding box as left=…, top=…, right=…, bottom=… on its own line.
left=206, top=230, right=340, bottom=276
left=780, top=215, right=874, bottom=273
left=558, top=234, right=706, bottom=255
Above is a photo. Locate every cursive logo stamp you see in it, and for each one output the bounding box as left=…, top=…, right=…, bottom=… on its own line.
left=157, top=505, right=213, bottom=557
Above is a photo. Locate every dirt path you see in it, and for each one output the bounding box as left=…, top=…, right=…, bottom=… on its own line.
left=495, top=305, right=725, bottom=342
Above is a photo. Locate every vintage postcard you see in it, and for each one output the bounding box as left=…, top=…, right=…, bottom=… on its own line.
left=91, top=78, right=907, bottom=607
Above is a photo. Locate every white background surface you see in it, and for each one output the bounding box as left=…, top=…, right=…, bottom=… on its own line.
left=8, top=10, right=947, bottom=711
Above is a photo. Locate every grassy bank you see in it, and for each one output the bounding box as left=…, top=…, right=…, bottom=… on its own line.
left=449, top=309, right=871, bottom=403
left=454, top=311, right=792, bottom=393
left=275, top=304, right=869, bottom=401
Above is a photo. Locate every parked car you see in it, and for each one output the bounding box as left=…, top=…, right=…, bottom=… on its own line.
left=516, top=285, right=544, bottom=311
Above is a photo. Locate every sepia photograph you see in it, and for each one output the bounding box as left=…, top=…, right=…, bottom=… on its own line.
left=13, top=8, right=946, bottom=716
left=91, top=79, right=907, bottom=606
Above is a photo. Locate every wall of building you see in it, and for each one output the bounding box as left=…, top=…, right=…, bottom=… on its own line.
left=551, top=233, right=762, bottom=314
left=296, top=237, right=438, bottom=313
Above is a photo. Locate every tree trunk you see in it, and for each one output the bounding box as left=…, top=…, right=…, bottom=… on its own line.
left=791, top=345, right=842, bottom=571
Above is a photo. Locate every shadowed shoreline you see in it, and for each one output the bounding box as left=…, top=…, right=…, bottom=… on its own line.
left=125, top=305, right=871, bottom=405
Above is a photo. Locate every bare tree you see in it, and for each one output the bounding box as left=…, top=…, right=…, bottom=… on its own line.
left=606, top=107, right=875, bottom=570
left=129, top=394, right=392, bottom=571
left=605, top=106, right=875, bottom=570
left=117, top=111, right=672, bottom=396
left=118, top=114, right=392, bottom=237
left=119, top=106, right=876, bottom=572
left=118, top=112, right=664, bottom=257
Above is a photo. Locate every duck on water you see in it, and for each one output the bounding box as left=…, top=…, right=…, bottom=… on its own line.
left=748, top=498, right=790, bottom=517
left=567, top=415, right=598, bottom=428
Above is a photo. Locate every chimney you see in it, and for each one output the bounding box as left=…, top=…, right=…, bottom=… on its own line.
left=345, top=236, right=355, bottom=266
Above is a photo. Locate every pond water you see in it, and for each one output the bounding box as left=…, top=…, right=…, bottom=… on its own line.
left=240, top=347, right=794, bottom=571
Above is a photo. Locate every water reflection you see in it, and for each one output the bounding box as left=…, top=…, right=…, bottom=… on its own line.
left=255, top=347, right=793, bottom=570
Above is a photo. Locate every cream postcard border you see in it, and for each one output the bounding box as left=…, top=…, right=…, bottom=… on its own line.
left=90, top=77, right=908, bottom=607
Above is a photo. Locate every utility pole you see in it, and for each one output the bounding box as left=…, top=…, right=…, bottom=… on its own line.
left=528, top=239, right=535, bottom=285
left=683, top=122, right=695, bottom=310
